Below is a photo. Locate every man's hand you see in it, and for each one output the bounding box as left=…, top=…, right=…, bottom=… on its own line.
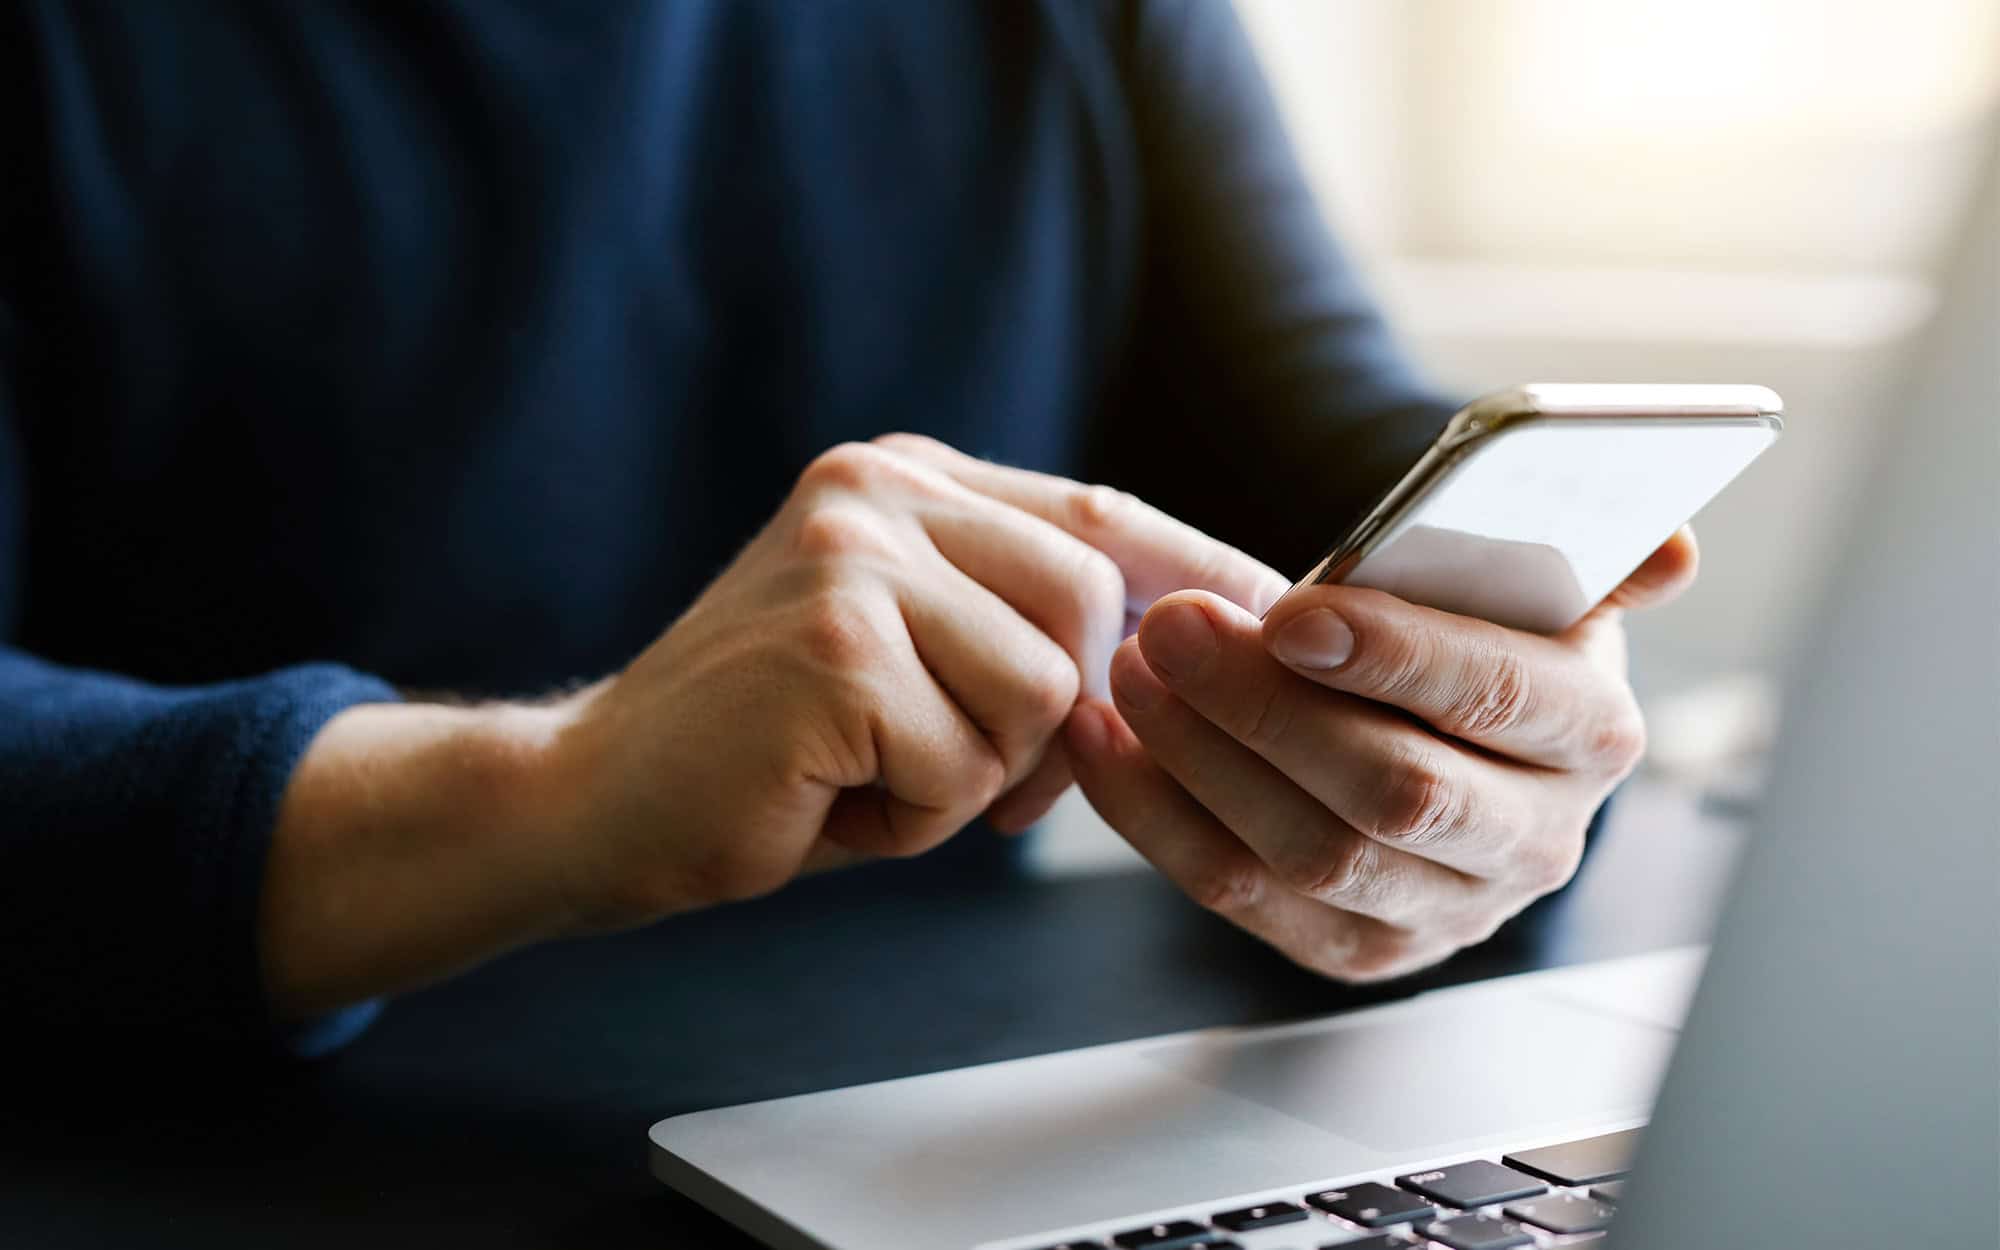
left=1063, top=530, right=1699, bottom=982
left=534, top=435, right=1280, bottom=929
left=259, top=436, right=1281, bottom=1017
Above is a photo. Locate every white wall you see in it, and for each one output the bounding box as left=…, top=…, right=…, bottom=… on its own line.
left=1236, top=0, right=1999, bottom=687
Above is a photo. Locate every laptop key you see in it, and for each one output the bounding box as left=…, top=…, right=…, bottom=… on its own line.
left=1110, top=1221, right=1212, bottom=1249
left=1395, top=1161, right=1545, bottom=1208
left=1320, top=1236, right=1420, bottom=1250
left=1419, top=1213, right=1535, bottom=1249
left=1589, top=1179, right=1627, bottom=1202
left=1503, top=1128, right=1642, bottom=1186
left=1033, top=1243, right=1106, bottom=1250
left=1505, top=1192, right=1617, bottom=1235
left=1304, top=1182, right=1435, bottom=1227
left=1210, top=1201, right=1308, bottom=1232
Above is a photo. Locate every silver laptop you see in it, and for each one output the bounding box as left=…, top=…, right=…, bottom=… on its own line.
left=649, top=149, right=2000, bottom=1250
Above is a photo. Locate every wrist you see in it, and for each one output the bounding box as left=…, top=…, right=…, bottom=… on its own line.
left=471, top=692, right=601, bottom=936
left=260, top=696, right=583, bottom=1019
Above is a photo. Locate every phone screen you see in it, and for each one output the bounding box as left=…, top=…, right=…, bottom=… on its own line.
left=1343, top=418, right=1779, bottom=633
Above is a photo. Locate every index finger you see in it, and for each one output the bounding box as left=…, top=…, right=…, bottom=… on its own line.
left=874, top=433, right=1289, bottom=616
left=1598, top=526, right=1700, bottom=614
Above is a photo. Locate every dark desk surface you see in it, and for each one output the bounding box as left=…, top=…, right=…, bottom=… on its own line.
left=4, top=785, right=1738, bottom=1249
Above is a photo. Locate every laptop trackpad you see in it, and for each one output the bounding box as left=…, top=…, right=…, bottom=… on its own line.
left=1139, top=989, right=1675, bottom=1154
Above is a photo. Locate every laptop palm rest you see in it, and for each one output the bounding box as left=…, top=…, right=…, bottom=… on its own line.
left=1140, top=984, right=1674, bottom=1154
left=650, top=952, right=1693, bottom=1250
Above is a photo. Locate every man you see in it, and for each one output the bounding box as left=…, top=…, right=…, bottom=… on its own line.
left=0, top=1, right=1692, bottom=1057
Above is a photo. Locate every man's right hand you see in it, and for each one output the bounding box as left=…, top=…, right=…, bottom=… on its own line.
left=540, top=436, right=1282, bottom=929
left=260, top=436, right=1283, bottom=1017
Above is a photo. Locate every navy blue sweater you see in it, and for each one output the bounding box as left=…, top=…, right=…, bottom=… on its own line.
left=0, top=1, right=1453, bottom=1056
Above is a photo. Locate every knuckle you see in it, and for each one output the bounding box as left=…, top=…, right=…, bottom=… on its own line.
left=792, top=503, right=891, bottom=561
left=1187, top=856, right=1266, bottom=917
left=1289, top=832, right=1373, bottom=904
left=1455, top=648, right=1534, bottom=739
left=800, top=440, right=895, bottom=492
left=1370, top=745, right=1460, bottom=847
left=869, top=431, right=943, bottom=458
left=783, top=686, right=880, bottom=791
left=1354, top=621, right=1427, bottom=701
left=795, top=591, right=888, bottom=672
left=1589, top=699, right=1649, bottom=775
left=1068, top=482, right=1137, bottom=538
left=1518, top=827, right=1586, bottom=894
left=1019, top=650, right=1082, bottom=729
left=1241, top=678, right=1298, bottom=753
left=1069, top=546, right=1128, bottom=636
left=969, top=750, right=1010, bottom=809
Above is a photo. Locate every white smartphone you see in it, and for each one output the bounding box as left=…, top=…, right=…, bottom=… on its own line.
left=1276, top=383, right=1784, bottom=634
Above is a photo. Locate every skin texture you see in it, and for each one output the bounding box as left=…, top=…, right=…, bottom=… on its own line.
left=261, top=435, right=1694, bottom=1019
left=1064, top=529, right=1699, bottom=982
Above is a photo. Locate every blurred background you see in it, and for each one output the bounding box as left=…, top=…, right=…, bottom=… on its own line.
left=1035, top=0, right=2000, bottom=876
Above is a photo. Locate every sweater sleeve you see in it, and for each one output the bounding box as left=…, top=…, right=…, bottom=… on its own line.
left=1093, top=0, right=1462, bottom=575
left=0, top=355, right=397, bottom=1058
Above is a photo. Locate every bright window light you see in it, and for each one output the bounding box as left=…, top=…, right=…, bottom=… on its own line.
left=1492, top=0, right=2000, bottom=143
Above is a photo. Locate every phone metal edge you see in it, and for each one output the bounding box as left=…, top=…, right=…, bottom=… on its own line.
left=1279, top=386, right=1785, bottom=604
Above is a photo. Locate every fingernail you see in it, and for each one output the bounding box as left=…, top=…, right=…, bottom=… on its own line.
left=1272, top=609, right=1354, bottom=670
left=1139, top=601, right=1217, bottom=682
left=1110, top=650, right=1165, bottom=712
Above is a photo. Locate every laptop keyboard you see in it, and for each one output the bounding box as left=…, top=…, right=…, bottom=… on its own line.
left=1025, top=1127, right=1641, bottom=1250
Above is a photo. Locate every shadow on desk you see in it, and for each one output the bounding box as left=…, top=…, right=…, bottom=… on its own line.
left=0, top=795, right=1734, bottom=1250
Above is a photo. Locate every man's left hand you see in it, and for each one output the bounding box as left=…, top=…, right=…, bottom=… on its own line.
left=1064, top=529, right=1700, bottom=981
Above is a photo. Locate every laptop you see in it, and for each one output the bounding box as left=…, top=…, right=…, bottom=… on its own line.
left=648, top=147, right=2000, bottom=1250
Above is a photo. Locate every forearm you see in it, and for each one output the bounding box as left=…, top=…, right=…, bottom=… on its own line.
left=258, top=699, right=579, bottom=1020
left=1096, top=0, right=1457, bottom=573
